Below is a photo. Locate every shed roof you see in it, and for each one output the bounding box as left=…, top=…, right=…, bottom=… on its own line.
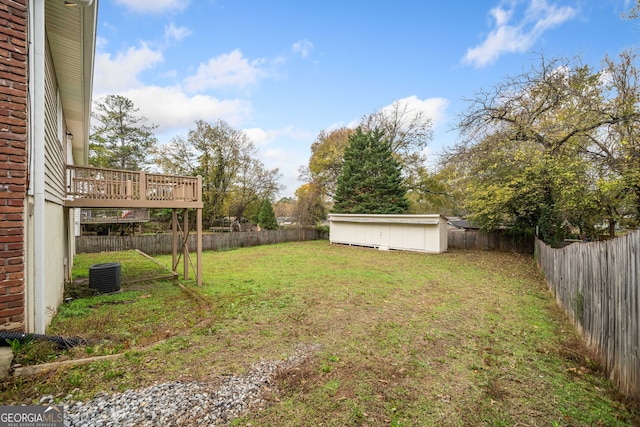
left=328, top=214, right=447, bottom=225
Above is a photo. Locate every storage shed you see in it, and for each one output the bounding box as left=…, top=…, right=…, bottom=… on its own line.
left=328, top=214, right=448, bottom=253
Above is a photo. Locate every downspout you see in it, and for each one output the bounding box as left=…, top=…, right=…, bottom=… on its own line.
left=29, top=1, right=47, bottom=334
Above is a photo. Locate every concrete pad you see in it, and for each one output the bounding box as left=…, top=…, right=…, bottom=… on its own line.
left=0, top=347, right=13, bottom=378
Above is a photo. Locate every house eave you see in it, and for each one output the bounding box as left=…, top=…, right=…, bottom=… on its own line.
left=46, top=0, right=98, bottom=166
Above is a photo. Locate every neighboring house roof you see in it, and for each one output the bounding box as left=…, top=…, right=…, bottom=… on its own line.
left=46, top=0, right=98, bottom=165
left=447, top=217, right=479, bottom=230
left=277, top=217, right=297, bottom=224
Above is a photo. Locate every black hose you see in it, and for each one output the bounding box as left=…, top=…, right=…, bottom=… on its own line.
left=0, top=331, right=89, bottom=348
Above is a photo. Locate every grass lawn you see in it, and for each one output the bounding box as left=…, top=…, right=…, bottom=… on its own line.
left=1, top=240, right=637, bottom=425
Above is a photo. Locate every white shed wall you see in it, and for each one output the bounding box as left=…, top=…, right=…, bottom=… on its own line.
left=328, top=214, right=448, bottom=253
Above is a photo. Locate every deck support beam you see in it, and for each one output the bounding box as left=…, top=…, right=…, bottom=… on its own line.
left=183, top=208, right=189, bottom=280
left=172, top=209, right=178, bottom=272
left=197, top=207, right=202, bottom=286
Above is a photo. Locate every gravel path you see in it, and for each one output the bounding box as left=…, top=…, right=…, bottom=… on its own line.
left=55, top=344, right=320, bottom=426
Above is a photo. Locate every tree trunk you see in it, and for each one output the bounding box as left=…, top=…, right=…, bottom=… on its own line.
left=608, top=218, right=616, bottom=238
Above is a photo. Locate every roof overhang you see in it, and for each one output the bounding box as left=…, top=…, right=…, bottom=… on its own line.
left=45, top=0, right=98, bottom=166
left=328, top=214, right=447, bottom=225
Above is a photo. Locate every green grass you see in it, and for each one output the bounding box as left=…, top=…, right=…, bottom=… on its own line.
left=70, top=249, right=173, bottom=282
left=1, top=241, right=637, bottom=425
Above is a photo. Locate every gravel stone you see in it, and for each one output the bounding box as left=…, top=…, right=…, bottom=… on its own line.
left=62, top=344, right=320, bottom=426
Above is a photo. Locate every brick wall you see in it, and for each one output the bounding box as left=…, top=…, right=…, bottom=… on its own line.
left=0, top=0, right=28, bottom=331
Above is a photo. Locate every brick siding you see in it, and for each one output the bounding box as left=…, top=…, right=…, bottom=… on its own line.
left=0, top=0, right=27, bottom=331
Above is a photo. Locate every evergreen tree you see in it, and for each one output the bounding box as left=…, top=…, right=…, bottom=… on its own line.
left=258, top=199, right=279, bottom=230
left=90, top=95, right=158, bottom=170
left=333, top=128, right=409, bottom=214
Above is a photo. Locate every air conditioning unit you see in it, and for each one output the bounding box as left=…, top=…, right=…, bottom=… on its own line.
left=89, top=262, right=121, bottom=293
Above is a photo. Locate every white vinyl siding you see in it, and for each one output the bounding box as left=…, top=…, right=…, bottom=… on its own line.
left=44, top=38, right=66, bottom=204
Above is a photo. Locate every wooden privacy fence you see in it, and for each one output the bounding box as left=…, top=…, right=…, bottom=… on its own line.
left=535, top=231, right=640, bottom=399
left=79, top=229, right=533, bottom=255
left=76, top=228, right=321, bottom=255
left=448, top=230, right=534, bottom=254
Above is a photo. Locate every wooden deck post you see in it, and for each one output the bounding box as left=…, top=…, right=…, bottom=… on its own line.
left=183, top=208, right=189, bottom=280
left=172, top=209, right=178, bottom=272
left=197, top=207, right=202, bottom=286
left=197, top=176, right=203, bottom=286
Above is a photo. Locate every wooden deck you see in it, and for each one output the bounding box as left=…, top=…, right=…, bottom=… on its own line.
left=65, top=165, right=204, bottom=285
left=65, top=165, right=203, bottom=209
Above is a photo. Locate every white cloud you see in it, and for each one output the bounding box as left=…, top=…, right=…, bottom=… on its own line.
left=260, top=145, right=309, bottom=197
left=463, top=0, right=577, bottom=68
left=491, top=5, right=513, bottom=26
left=113, top=0, right=189, bottom=14
left=328, top=96, right=450, bottom=132
left=292, top=39, right=314, bottom=59
left=243, top=128, right=270, bottom=145
left=243, top=126, right=314, bottom=146
left=384, top=96, right=450, bottom=129
left=96, top=35, right=109, bottom=50
left=242, top=126, right=315, bottom=196
left=183, top=49, right=268, bottom=92
left=92, top=40, right=259, bottom=137
left=93, top=43, right=164, bottom=93
left=114, top=85, right=252, bottom=134
left=165, top=22, right=192, bottom=44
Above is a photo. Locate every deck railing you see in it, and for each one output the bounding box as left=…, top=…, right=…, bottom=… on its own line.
left=65, top=165, right=203, bottom=209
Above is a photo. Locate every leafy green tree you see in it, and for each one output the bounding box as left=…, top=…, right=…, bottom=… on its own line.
left=300, top=127, right=353, bottom=198
left=295, top=183, right=326, bottom=226
left=333, top=128, right=409, bottom=214
left=153, top=120, right=282, bottom=223
left=152, top=136, right=198, bottom=176
left=595, top=51, right=640, bottom=227
left=452, top=136, right=592, bottom=243
left=258, top=199, right=278, bottom=230
left=445, top=53, right=640, bottom=243
left=90, top=95, right=157, bottom=170
left=273, top=197, right=296, bottom=218
left=228, top=158, right=283, bottom=219
left=300, top=100, right=433, bottom=207
left=190, top=120, right=251, bottom=221
left=405, top=166, right=463, bottom=216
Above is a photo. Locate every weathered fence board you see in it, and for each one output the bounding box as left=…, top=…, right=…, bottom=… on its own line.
left=76, top=228, right=321, bottom=255
left=535, top=231, right=640, bottom=399
left=448, top=230, right=534, bottom=254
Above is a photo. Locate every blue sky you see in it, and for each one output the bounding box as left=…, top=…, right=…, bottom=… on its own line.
left=93, top=0, right=638, bottom=197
